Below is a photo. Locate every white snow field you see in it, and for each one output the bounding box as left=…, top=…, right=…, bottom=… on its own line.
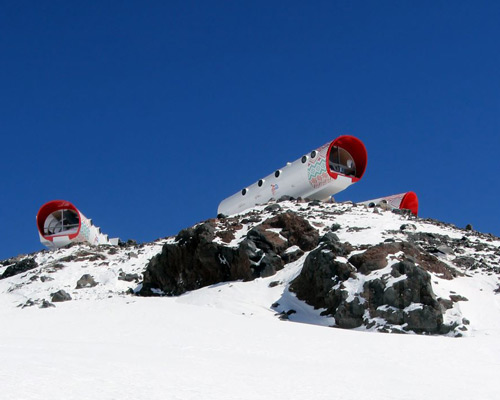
left=1, top=201, right=499, bottom=399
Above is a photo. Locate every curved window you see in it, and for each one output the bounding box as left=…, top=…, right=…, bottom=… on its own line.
left=44, top=209, right=80, bottom=236
left=310, top=150, right=317, bottom=158
left=258, top=179, right=264, bottom=187
left=242, top=188, right=248, bottom=196
left=301, top=155, right=307, bottom=163
left=275, top=170, right=281, bottom=178
left=328, top=146, right=356, bottom=177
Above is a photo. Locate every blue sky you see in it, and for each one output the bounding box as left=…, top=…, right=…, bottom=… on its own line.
left=1, top=1, right=499, bottom=260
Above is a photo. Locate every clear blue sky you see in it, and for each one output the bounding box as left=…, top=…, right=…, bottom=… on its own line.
left=1, top=1, right=499, bottom=260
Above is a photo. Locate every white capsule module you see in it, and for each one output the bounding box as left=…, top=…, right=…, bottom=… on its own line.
left=218, top=135, right=368, bottom=216
left=36, top=200, right=119, bottom=249
left=359, top=191, right=419, bottom=215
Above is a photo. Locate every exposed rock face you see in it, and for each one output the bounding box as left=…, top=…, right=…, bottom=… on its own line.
left=290, top=237, right=451, bottom=334
left=1, top=258, right=38, bottom=280
left=139, top=212, right=319, bottom=296
left=348, top=241, right=457, bottom=279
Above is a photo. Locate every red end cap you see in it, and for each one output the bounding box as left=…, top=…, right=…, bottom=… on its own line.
left=36, top=200, right=81, bottom=240
left=400, top=191, right=419, bottom=215
left=327, top=135, right=368, bottom=181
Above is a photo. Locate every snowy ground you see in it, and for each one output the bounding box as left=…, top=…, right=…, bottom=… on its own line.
left=1, top=201, right=499, bottom=399
left=1, top=296, right=499, bottom=400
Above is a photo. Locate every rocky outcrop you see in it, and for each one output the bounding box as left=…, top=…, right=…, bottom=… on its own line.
left=290, top=236, right=453, bottom=334
left=348, top=241, right=457, bottom=279
left=1, top=258, right=38, bottom=280
left=139, top=212, right=319, bottom=296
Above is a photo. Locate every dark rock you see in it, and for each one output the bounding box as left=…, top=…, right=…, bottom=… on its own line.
left=118, top=272, right=140, bottom=282
left=392, top=208, right=413, bottom=216
left=375, top=306, right=404, bottom=325
left=40, top=300, right=55, bottom=308
left=269, top=281, right=280, bottom=288
left=387, top=261, right=437, bottom=308
left=330, top=223, right=341, bottom=232
left=404, top=306, right=443, bottom=334
left=1, top=258, right=38, bottom=280
left=76, top=274, right=98, bottom=289
left=349, top=243, right=395, bottom=275
left=438, top=298, right=454, bottom=311
left=217, top=213, right=227, bottom=219
left=334, top=297, right=365, bottom=329
left=247, top=227, right=287, bottom=255
left=264, top=204, right=282, bottom=212
left=257, top=253, right=284, bottom=278
left=19, top=299, right=36, bottom=308
left=51, top=290, right=72, bottom=302
left=278, top=195, right=295, bottom=202
left=450, top=294, right=468, bottom=302
left=320, top=232, right=340, bottom=244
left=400, top=224, right=417, bottom=232
left=140, top=219, right=276, bottom=296
left=216, top=230, right=235, bottom=243
left=254, top=212, right=320, bottom=252
left=454, top=256, right=485, bottom=271
left=119, top=239, right=138, bottom=248
left=465, top=224, right=473, bottom=231
left=349, top=241, right=456, bottom=279
left=40, top=275, right=54, bottom=282
left=281, top=247, right=304, bottom=264
left=290, top=242, right=355, bottom=312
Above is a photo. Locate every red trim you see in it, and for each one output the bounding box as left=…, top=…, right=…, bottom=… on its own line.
left=400, top=191, right=419, bottom=215
left=326, top=135, right=368, bottom=181
left=36, top=200, right=82, bottom=241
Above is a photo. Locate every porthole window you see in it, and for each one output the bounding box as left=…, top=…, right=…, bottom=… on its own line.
left=310, top=150, right=317, bottom=158
left=242, top=188, right=248, bottom=196
left=301, top=155, right=307, bottom=163
left=258, top=179, right=264, bottom=187
left=275, top=170, right=281, bottom=178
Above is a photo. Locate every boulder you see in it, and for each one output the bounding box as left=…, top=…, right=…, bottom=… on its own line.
left=140, top=212, right=319, bottom=297
left=51, top=290, right=72, bottom=302
left=76, top=274, right=98, bottom=289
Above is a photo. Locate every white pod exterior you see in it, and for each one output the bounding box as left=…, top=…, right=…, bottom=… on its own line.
left=359, top=192, right=419, bottom=215
left=218, top=135, right=368, bottom=216
left=36, top=200, right=119, bottom=249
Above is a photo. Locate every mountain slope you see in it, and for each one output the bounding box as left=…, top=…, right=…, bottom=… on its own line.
left=0, top=200, right=499, bottom=399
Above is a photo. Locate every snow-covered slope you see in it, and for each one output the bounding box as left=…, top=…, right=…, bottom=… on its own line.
left=1, top=200, right=499, bottom=399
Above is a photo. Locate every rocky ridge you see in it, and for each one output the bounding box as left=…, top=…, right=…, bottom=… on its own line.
left=1, top=200, right=499, bottom=336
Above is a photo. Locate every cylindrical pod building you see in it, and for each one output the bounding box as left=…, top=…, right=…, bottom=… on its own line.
left=359, top=191, right=419, bottom=215
left=36, top=200, right=119, bottom=249
left=218, top=135, right=367, bottom=216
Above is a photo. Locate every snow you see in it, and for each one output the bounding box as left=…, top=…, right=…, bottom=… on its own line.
left=1, top=201, right=499, bottom=399
left=1, top=297, right=498, bottom=400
